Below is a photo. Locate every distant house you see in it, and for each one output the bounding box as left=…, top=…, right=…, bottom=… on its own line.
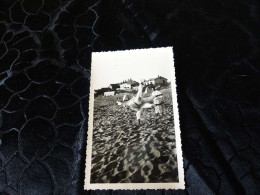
left=104, top=91, right=116, bottom=96
left=120, top=79, right=139, bottom=89
left=109, top=84, right=120, bottom=90
left=143, top=76, right=167, bottom=86
left=94, top=88, right=111, bottom=97
left=101, top=87, right=111, bottom=92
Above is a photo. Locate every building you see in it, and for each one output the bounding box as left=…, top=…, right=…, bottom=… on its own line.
left=104, top=91, right=116, bottom=96
left=119, top=79, right=139, bottom=89
left=94, top=88, right=111, bottom=97
left=100, top=87, right=111, bottom=92
left=109, top=84, right=120, bottom=90
left=143, top=76, right=167, bottom=86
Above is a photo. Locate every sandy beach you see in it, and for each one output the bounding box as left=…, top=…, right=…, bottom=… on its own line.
left=90, top=87, right=178, bottom=183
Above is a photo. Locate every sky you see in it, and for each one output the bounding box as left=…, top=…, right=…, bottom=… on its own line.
left=91, top=47, right=175, bottom=90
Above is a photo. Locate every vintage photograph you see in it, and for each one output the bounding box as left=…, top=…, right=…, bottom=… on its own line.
left=85, top=48, right=184, bottom=190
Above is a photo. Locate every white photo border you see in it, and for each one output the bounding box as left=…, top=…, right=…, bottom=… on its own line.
left=84, top=47, right=185, bottom=190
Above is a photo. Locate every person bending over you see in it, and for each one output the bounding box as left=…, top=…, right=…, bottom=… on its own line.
left=117, top=83, right=156, bottom=125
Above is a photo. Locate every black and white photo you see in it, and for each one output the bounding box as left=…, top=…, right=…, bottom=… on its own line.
left=85, top=47, right=184, bottom=190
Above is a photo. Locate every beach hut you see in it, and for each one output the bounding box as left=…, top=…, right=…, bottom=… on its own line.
left=143, top=76, right=167, bottom=86
left=119, top=79, right=139, bottom=89
left=104, top=91, right=116, bottom=96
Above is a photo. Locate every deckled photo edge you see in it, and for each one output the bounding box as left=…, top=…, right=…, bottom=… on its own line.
left=84, top=52, right=95, bottom=188
left=168, top=47, right=185, bottom=189
left=84, top=47, right=185, bottom=190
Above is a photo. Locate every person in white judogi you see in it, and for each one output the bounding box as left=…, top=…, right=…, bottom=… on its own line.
left=117, top=82, right=156, bottom=125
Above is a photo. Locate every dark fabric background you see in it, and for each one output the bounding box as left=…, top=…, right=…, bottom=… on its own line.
left=0, top=0, right=259, bottom=194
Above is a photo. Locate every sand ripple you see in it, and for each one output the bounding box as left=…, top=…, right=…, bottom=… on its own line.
left=90, top=89, right=178, bottom=183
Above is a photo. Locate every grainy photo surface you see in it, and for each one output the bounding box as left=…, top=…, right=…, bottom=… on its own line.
left=85, top=48, right=184, bottom=190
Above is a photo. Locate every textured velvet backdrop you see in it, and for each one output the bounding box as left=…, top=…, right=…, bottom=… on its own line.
left=0, top=0, right=259, bottom=194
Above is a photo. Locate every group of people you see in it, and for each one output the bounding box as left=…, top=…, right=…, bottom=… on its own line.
left=117, top=82, right=164, bottom=125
